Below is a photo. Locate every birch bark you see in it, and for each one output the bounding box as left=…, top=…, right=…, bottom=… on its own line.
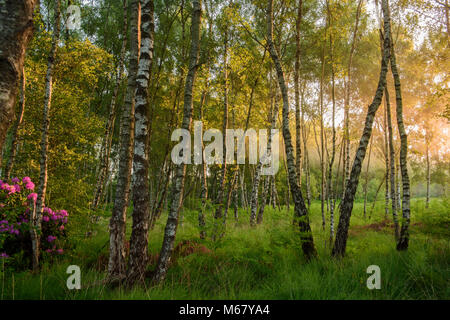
left=267, top=0, right=316, bottom=259
left=108, top=0, right=141, bottom=282
left=332, top=0, right=391, bottom=257
left=0, top=0, right=38, bottom=152
left=33, top=0, right=61, bottom=271
left=126, top=0, right=155, bottom=286
left=153, top=0, right=202, bottom=283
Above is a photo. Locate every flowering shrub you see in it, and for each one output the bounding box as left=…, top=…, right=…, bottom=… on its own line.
left=0, top=177, right=68, bottom=268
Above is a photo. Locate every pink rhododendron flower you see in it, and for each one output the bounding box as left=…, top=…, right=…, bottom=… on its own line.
left=59, top=225, right=64, bottom=231
left=56, top=249, right=64, bottom=254
left=43, top=216, right=49, bottom=222
left=47, top=235, right=57, bottom=242
left=25, top=181, right=35, bottom=190
left=22, top=177, right=32, bottom=184
left=6, top=184, right=16, bottom=195
left=11, top=177, right=20, bottom=183
left=27, top=193, right=38, bottom=202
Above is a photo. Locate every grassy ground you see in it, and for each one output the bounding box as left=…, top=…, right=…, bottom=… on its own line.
left=1, top=198, right=449, bottom=300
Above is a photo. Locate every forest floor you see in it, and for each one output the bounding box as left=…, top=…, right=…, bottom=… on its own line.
left=1, top=198, right=449, bottom=300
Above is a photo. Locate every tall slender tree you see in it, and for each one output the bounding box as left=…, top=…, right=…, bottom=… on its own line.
left=153, top=0, right=202, bottom=283
left=4, top=66, right=26, bottom=180
left=387, top=0, right=411, bottom=251
left=212, top=13, right=229, bottom=239
left=33, top=0, right=61, bottom=271
left=108, top=0, right=141, bottom=282
left=327, top=0, right=337, bottom=242
left=267, top=0, right=316, bottom=260
left=342, top=0, right=363, bottom=198
left=332, top=0, right=391, bottom=258
left=294, top=0, right=303, bottom=187
left=92, top=0, right=129, bottom=210
left=126, top=0, right=155, bottom=286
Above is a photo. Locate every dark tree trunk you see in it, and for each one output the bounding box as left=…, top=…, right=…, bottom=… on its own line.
left=388, top=2, right=411, bottom=250
left=332, top=0, right=391, bottom=258
left=267, top=0, right=316, bottom=260
left=0, top=0, right=38, bottom=153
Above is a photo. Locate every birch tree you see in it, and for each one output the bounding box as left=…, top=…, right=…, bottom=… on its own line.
left=267, top=0, right=316, bottom=260
left=4, top=66, right=26, bottom=180
left=126, top=0, right=155, bottom=286
left=0, top=0, right=38, bottom=153
left=153, top=0, right=202, bottom=284
left=212, top=14, right=229, bottom=240
left=332, top=0, right=391, bottom=258
left=33, top=0, right=61, bottom=270
left=92, top=0, right=128, bottom=210
left=387, top=0, right=411, bottom=251
left=294, top=0, right=303, bottom=187
left=108, top=0, right=141, bottom=282
left=342, top=0, right=363, bottom=197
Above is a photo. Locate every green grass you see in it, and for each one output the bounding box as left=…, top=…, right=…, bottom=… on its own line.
left=1, top=198, right=449, bottom=300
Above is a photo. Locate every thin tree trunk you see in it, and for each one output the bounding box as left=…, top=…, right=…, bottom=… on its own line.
left=212, top=20, right=229, bottom=240
left=33, top=0, right=61, bottom=271
left=198, top=91, right=208, bottom=239
left=294, top=0, right=303, bottom=187
left=363, top=135, right=373, bottom=218
left=302, top=106, right=311, bottom=208
left=425, top=134, right=430, bottom=208
left=385, top=85, right=399, bottom=239
left=342, top=0, right=363, bottom=198
left=126, top=0, right=155, bottom=286
left=327, top=0, right=336, bottom=243
left=253, top=96, right=279, bottom=225
left=383, top=96, right=390, bottom=219
left=282, top=136, right=291, bottom=211
left=332, top=0, right=391, bottom=258
left=153, top=0, right=202, bottom=284
left=369, top=172, right=387, bottom=220
left=257, top=176, right=269, bottom=224
left=108, top=0, right=141, bottom=282
left=388, top=1, right=411, bottom=250
left=0, top=0, right=37, bottom=153
left=92, top=0, right=128, bottom=210
left=319, top=43, right=326, bottom=230
left=267, top=0, right=316, bottom=260
left=4, top=66, right=26, bottom=180
left=250, top=88, right=276, bottom=226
